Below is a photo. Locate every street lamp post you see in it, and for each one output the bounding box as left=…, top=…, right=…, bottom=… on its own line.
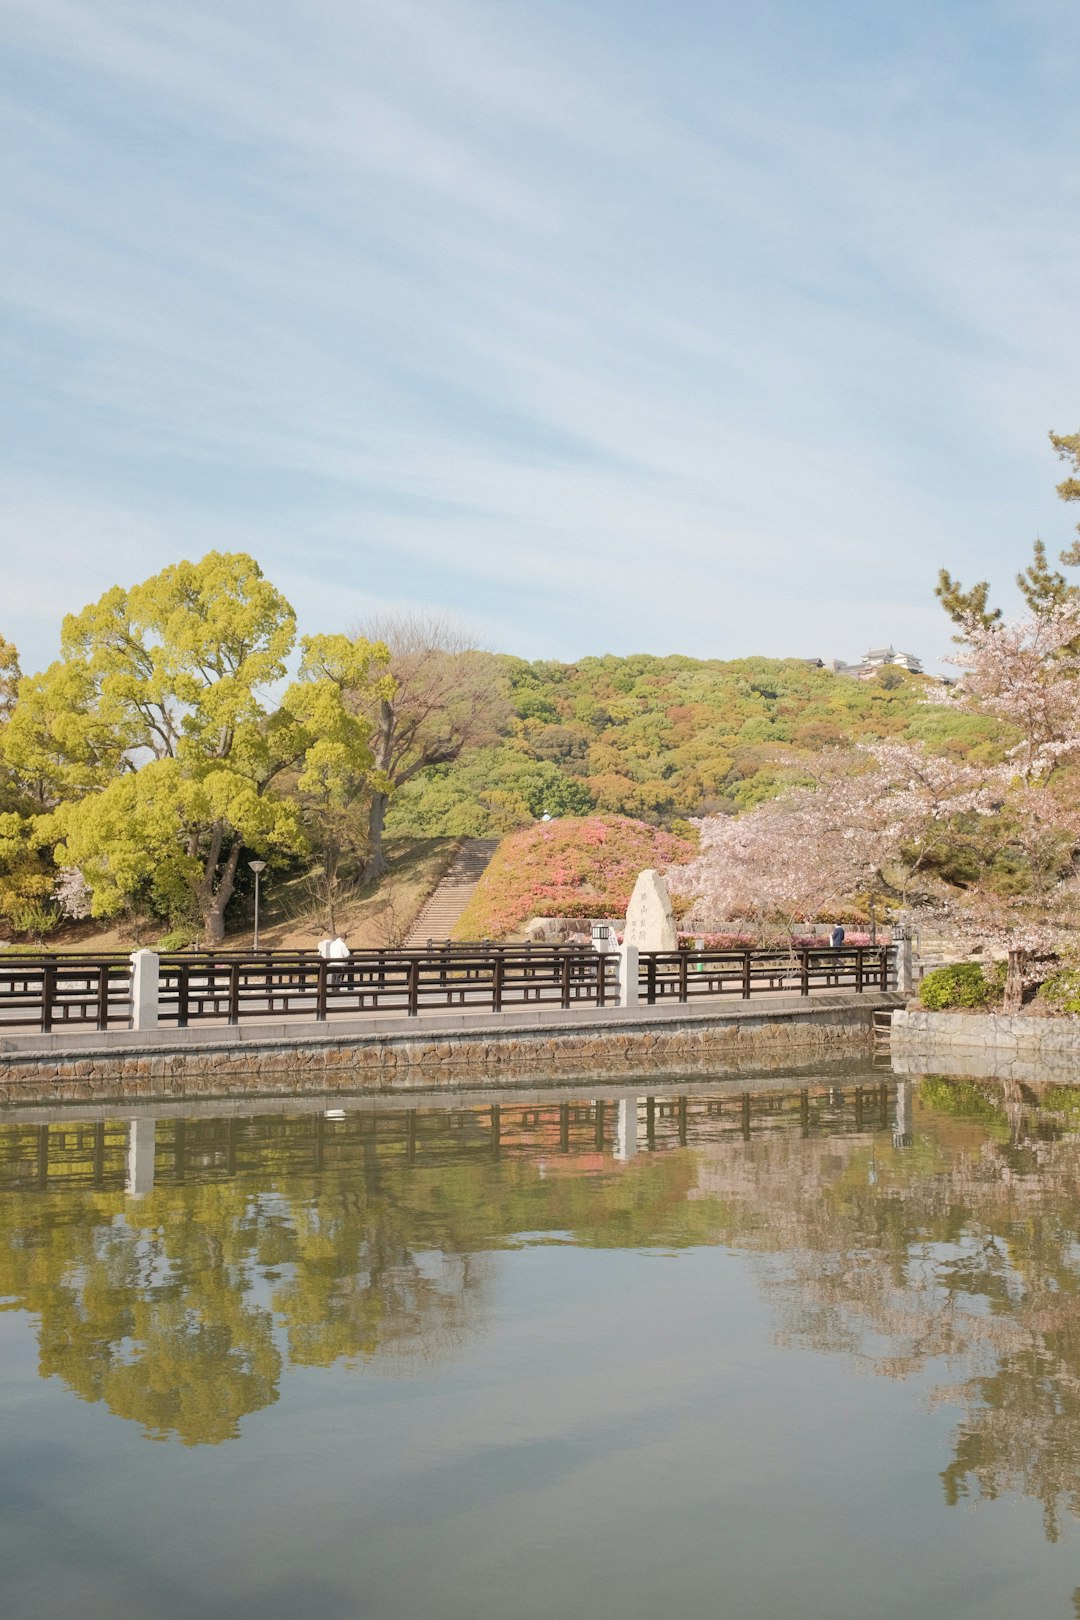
left=249, top=860, right=267, bottom=951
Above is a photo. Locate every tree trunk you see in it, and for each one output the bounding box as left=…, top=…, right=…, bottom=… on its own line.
left=321, top=843, right=340, bottom=936
left=201, top=836, right=243, bottom=947
left=363, top=792, right=390, bottom=883
left=1003, top=947, right=1026, bottom=1014
left=1001, top=1077, right=1027, bottom=1145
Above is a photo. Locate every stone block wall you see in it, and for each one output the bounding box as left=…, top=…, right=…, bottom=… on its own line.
left=892, top=1008, right=1080, bottom=1055
left=0, top=1001, right=889, bottom=1107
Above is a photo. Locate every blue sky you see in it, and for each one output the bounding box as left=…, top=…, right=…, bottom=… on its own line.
left=3, top=0, right=1079, bottom=675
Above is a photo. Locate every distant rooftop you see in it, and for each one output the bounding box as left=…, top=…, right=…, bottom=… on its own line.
left=813, top=645, right=926, bottom=679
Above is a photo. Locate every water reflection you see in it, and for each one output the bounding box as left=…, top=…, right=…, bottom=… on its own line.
left=3, top=1075, right=1080, bottom=1541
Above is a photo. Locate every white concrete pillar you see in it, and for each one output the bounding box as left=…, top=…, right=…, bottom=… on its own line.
left=614, top=1096, right=640, bottom=1161
left=129, top=949, right=160, bottom=1031
left=618, top=943, right=639, bottom=1009
left=126, top=1118, right=156, bottom=1196
left=893, top=930, right=913, bottom=994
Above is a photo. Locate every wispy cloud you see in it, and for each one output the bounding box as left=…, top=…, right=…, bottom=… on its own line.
left=2, top=0, right=1079, bottom=674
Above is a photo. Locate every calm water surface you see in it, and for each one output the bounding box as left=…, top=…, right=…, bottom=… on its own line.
left=3, top=1068, right=1080, bottom=1619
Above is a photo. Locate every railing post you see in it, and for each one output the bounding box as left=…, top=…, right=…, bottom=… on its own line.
left=407, top=958, right=420, bottom=1017
left=855, top=948, right=864, bottom=993
left=742, top=951, right=751, bottom=1000
left=880, top=945, right=889, bottom=991
left=800, top=950, right=809, bottom=997
left=619, top=944, right=639, bottom=1009
left=560, top=955, right=571, bottom=1010
left=316, top=958, right=328, bottom=1021
left=892, top=928, right=913, bottom=993
left=678, top=951, right=688, bottom=1003
left=597, top=954, right=607, bottom=1007
left=227, top=961, right=241, bottom=1025
left=96, top=963, right=110, bottom=1031
left=177, top=961, right=189, bottom=1028
left=646, top=955, right=657, bottom=1005
left=492, top=955, right=504, bottom=1012
left=129, top=950, right=160, bottom=1031
left=41, top=962, right=56, bottom=1033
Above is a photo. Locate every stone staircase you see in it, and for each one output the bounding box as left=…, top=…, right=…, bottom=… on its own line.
left=405, top=838, right=500, bottom=946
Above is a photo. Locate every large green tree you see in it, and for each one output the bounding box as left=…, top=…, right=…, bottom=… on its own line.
left=39, top=553, right=300, bottom=941
left=2, top=553, right=387, bottom=943
left=0, top=637, right=62, bottom=934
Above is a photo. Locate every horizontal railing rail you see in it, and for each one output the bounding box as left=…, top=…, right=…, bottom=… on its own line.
left=0, top=943, right=893, bottom=1033
left=0, top=957, right=133, bottom=1034
left=640, top=945, right=890, bottom=1003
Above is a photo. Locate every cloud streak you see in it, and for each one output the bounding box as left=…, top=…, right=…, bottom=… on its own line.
left=2, top=0, right=1079, bottom=673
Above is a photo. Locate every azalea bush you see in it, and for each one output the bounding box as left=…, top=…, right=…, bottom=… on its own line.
left=453, top=816, right=694, bottom=940
left=675, top=931, right=874, bottom=949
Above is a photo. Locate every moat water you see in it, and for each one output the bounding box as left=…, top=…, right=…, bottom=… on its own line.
left=2, top=1065, right=1080, bottom=1619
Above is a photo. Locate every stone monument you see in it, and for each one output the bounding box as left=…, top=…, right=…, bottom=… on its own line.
left=622, top=869, right=678, bottom=952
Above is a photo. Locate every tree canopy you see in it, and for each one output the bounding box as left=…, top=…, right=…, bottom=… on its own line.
left=0, top=554, right=392, bottom=943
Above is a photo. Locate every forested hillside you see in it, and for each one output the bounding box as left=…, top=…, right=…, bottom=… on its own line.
left=386, top=654, right=1001, bottom=835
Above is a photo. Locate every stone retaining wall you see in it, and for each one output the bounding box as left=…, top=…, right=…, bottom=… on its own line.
left=893, top=1004, right=1080, bottom=1082
left=892, top=1008, right=1080, bottom=1058
left=0, top=997, right=897, bottom=1107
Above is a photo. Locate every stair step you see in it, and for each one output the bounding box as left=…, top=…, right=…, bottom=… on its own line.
left=405, top=838, right=500, bottom=947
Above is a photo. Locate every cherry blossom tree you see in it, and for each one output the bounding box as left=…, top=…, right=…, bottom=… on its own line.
left=673, top=601, right=1080, bottom=1011
left=942, top=601, right=1080, bottom=780
left=668, top=745, right=1002, bottom=945
left=933, top=607, right=1080, bottom=1005
left=54, top=867, right=92, bottom=921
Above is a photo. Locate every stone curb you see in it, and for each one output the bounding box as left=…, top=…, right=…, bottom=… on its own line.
left=0, top=995, right=903, bottom=1107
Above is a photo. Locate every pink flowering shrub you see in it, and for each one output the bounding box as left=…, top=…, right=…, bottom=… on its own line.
left=453, top=816, right=695, bottom=940
left=675, top=931, right=874, bottom=950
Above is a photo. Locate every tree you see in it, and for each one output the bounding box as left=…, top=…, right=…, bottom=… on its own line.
left=282, top=633, right=392, bottom=933
left=0, top=638, right=59, bottom=931
left=0, top=635, right=18, bottom=722
left=938, top=426, right=1080, bottom=629
left=6, top=553, right=304, bottom=943
left=934, top=603, right=1080, bottom=1006
left=1051, top=427, right=1080, bottom=542
left=348, top=615, right=509, bottom=881
left=668, top=744, right=1001, bottom=943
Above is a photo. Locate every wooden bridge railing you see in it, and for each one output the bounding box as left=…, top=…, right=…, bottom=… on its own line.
left=0, top=943, right=892, bottom=1034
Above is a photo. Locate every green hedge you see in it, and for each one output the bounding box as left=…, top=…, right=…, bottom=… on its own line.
left=1037, top=968, right=1080, bottom=1014
left=918, top=962, right=1000, bottom=1011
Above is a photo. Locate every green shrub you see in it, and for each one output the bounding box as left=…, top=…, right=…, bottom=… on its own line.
left=155, top=927, right=200, bottom=953
left=918, top=962, right=998, bottom=1011
left=1037, top=968, right=1080, bottom=1014
left=5, top=900, right=59, bottom=941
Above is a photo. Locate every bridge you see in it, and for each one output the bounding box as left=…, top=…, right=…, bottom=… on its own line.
left=0, top=942, right=896, bottom=1038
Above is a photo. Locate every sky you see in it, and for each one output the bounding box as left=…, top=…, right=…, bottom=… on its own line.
left=2, top=0, right=1079, bottom=676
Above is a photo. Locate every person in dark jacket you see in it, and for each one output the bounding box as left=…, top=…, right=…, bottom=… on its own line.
left=830, top=923, right=845, bottom=949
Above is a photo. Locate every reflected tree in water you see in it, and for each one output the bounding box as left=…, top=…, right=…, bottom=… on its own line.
left=0, top=1118, right=711, bottom=1443
left=704, top=1079, right=1080, bottom=1542
left=5, top=1081, right=1080, bottom=1537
